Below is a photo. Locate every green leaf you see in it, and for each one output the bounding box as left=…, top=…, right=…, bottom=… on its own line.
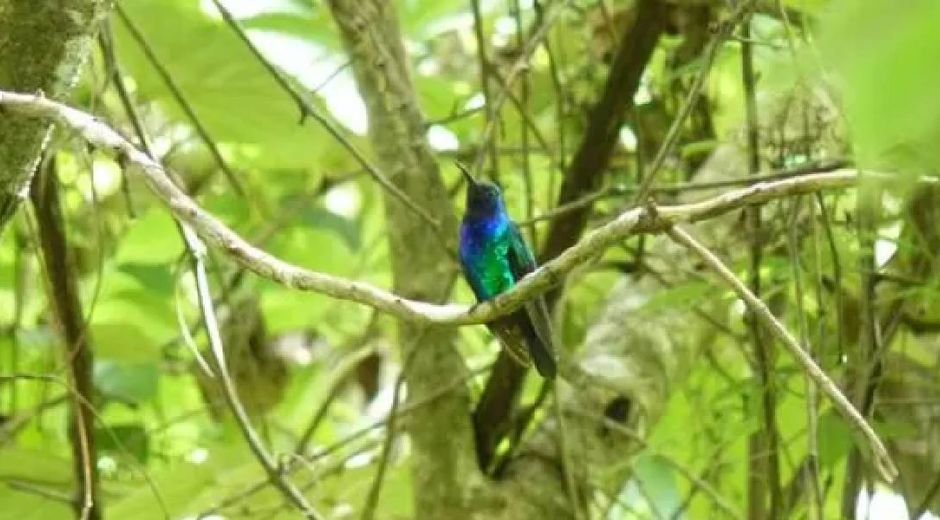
left=97, top=423, right=150, bottom=463
left=0, top=489, right=72, bottom=520
left=818, top=0, right=940, bottom=175
left=116, top=209, right=183, bottom=265
left=115, top=263, right=175, bottom=297
left=106, top=460, right=218, bottom=518
left=0, top=450, right=72, bottom=517
left=90, top=322, right=163, bottom=362
left=818, top=410, right=854, bottom=468
left=296, top=205, right=361, bottom=250
left=633, top=454, right=683, bottom=519
left=115, top=0, right=354, bottom=170
left=94, top=361, right=160, bottom=405
left=241, top=6, right=340, bottom=50
left=0, top=449, right=72, bottom=484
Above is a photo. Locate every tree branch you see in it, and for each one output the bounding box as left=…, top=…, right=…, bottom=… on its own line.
left=187, top=224, right=322, bottom=518
left=205, top=0, right=444, bottom=234
left=665, top=224, right=898, bottom=483
left=0, top=86, right=868, bottom=329
left=30, top=158, right=100, bottom=519
left=113, top=4, right=245, bottom=196
left=631, top=0, right=753, bottom=203
left=324, top=0, right=478, bottom=516
left=740, top=13, right=783, bottom=519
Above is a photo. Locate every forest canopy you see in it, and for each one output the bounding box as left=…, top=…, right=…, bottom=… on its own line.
left=1, top=0, right=939, bottom=519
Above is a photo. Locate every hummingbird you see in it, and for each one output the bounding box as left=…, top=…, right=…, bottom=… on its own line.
left=457, top=163, right=557, bottom=378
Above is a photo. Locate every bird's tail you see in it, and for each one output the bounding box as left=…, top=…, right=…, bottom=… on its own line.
left=518, top=311, right=557, bottom=379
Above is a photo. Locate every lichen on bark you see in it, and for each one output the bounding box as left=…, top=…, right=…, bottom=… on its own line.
left=0, top=0, right=111, bottom=234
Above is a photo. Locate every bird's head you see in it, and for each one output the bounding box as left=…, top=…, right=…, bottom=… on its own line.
left=457, top=162, right=505, bottom=218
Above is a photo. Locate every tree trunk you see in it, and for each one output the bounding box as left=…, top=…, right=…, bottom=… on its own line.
left=0, top=0, right=111, bottom=235
left=326, top=1, right=482, bottom=517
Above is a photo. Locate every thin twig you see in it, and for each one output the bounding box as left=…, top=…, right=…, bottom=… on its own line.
left=102, top=43, right=220, bottom=376
left=553, top=392, right=586, bottom=520
left=913, top=473, right=940, bottom=520
left=7, top=481, right=74, bottom=504
left=1, top=373, right=170, bottom=516
left=520, top=159, right=849, bottom=226
left=201, top=363, right=492, bottom=518
left=95, top=36, right=320, bottom=512
left=205, top=0, right=443, bottom=234
left=470, top=0, right=570, bottom=174
left=469, top=0, right=499, bottom=181
left=511, top=0, right=535, bottom=234
left=7, top=228, right=27, bottom=413
left=665, top=224, right=898, bottom=482
left=294, top=344, right=376, bottom=455
left=188, top=226, right=322, bottom=518
left=740, top=13, right=782, bottom=519
left=359, top=331, right=427, bottom=520
left=813, top=193, right=846, bottom=362
left=0, top=394, right=68, bottom=443
left=487, top=66, right=556, bottom=164
left=795, top=196, right=824, bottom=519
left=0, top=89, right=864, bottom=325
left=632, top=1, right=754, bottom=204
left=543, top=15, right=567, bottom=178
left=114, top=5, right=245, bottom=196
left=568, top=409, right=744, bottom=520
left=842, top=179, right=885, bottom=516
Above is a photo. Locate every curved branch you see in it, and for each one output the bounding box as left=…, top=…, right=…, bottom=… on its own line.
left=666, top=225, right=898, bottom=483
left=0, top=90, right=860, bottom=326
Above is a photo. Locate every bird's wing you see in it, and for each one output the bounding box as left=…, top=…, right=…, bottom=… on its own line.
left=506, top=224, right=557, bottom=378
left=505, top=223, right=538, bottom=278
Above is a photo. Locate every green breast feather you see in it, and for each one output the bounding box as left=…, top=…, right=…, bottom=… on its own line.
left=475, top=230, right=516, bottom=299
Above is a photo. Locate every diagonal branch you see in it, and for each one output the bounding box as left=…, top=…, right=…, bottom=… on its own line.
left=0, top=90, right=862, bottom=327
left=94, top=42, right=320, bottom=512
left=187, top=224, right=322, bottom=518
left=631, top=0, right=754, bottom=204
left=664, top=224, right=898, bottom=483
left=204, top=0, right=443, bottom=234
left=114, top=4, right=245, bottom=196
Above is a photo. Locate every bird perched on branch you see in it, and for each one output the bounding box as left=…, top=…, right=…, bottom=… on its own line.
left=456, top=163, right=557, bottom=378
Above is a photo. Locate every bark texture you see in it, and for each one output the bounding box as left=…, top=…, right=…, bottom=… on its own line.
left=326, top=1, right=482, bottom=517
left=0, top=0, right=111, bottom=235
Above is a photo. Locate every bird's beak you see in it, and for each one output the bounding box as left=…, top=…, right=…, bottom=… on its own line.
left=455, top=161, right=478, bottom=187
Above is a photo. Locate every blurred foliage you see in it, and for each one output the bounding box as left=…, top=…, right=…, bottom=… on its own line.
left=1, top=0, right=939, bottom=519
